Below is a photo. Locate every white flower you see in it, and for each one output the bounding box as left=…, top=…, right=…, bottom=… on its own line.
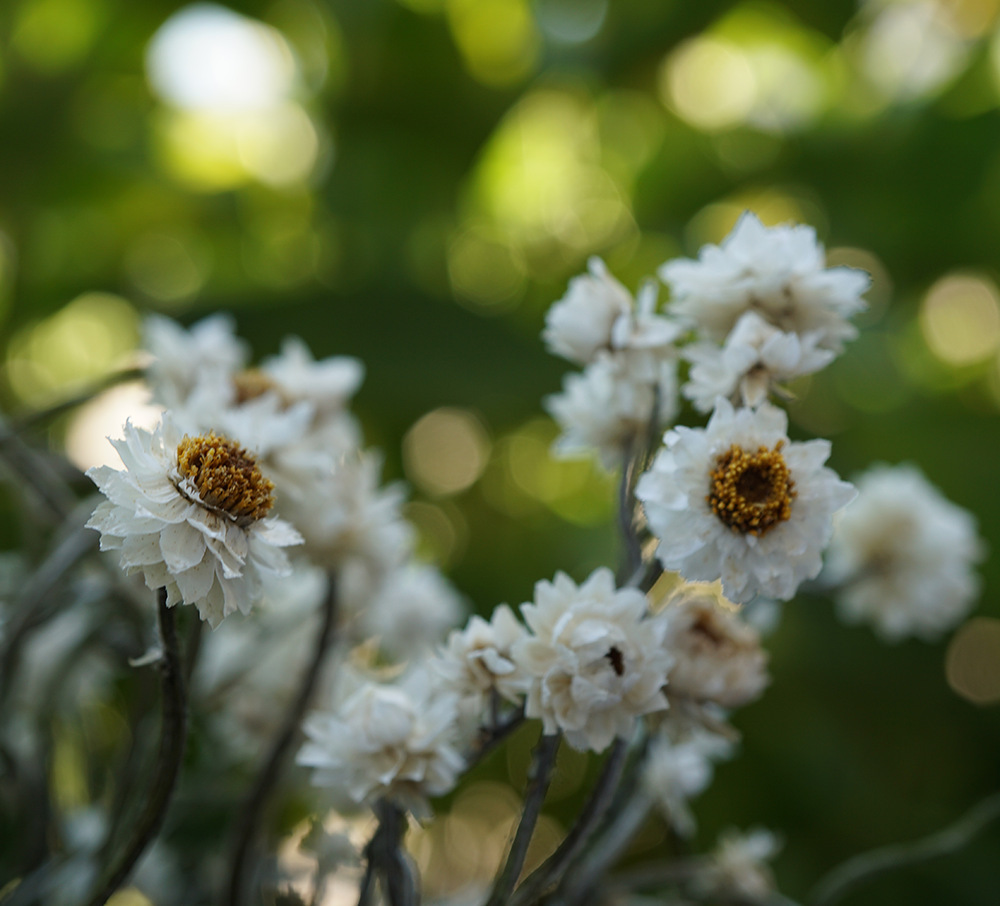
left=660, top=211, right=869, bottom=351
left=144, top=314, right=248, bottom=408
left=643, top=730, right=733, bottom=836
left=637, top=399, right=855, bottom=603
left=543, top=258, right=633, bottom=365
left=512, top=568, right=672, bottom=752
left=86, top=418, right=302, bottom=627
left=298, top=666, right=465, bottom=818
left=661, top=590, right=769, bottom=709
left=434, top=604, right=529, bottom=707
left=683, top=311, right=836, bottom=413
left=696, top=827, right=781, bottom=903
left=359, top=563, right=465, bottom=660
left=545, top=353, right=679, bottom=470
left=544, top=260, right=682, bottom=367
left=261, top=335, right=365, bottom=418
left=825, top=464, right=983, bottom=641
left=290, top=451, right=413, bottom=577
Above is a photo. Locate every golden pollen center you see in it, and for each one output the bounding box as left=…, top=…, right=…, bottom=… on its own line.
left=707, top=442, right=795, bottom=536
left=176, top=434, right=274, bottom=526
left=232, top=369, right=278, bottom=406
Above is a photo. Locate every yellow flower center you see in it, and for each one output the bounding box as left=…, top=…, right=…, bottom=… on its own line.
left=176, top=434, right=274, bottom=526
left=232, top=369, right=278, bottom=405
left=707, top=442, right=795, bottom=536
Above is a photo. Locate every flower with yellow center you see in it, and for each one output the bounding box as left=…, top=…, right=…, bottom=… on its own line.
left=636, top=399, right=855, bottom=603
left=87, top=417, right=302, bottom=627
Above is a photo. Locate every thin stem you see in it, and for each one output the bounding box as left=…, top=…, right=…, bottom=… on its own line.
left=511, top=737, right=630, bottom=906
left=617, top=443, right=643, bottom=583
left=0, top=417, right=76, bottom=523
left=226, top=574, right=340, bottom=906
left=85, top=588, right=188, bottom=906
left=357, top=800, right=416, bottom=906
left=562, top=792, right=652, bottom=906
left=483, top=732, right=561, bottom=906
left=466, top=705, right=526, bottom=771
left=9, top=368, right=144, bottom=433
left=809, top=791, right=1000, bottom=906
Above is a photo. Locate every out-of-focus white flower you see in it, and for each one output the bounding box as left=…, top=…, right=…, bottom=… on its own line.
left=826, top=464, right=983, bottom=641
left=643, top=730, right=733, bottom=836
left=545, top=353, right=679, bottom=470
left=434, top=604, right=529, bottom=707
left=290, top=451, right=413, bottom=577
left=512, top=568, right=672, bottom=753
left=298, top=666, right=465, bottom=818
left=543, top=258, right=633, bottom=365
left=359, top=563, right=465, bottom=660
left=661, top=590, right=769, bottom=709
left=144, top=313, right=249, bottom=408
left=696, top=827, right=781, bottom=903
left=637, top=399, right=855, bottom=603
left=86, top=418, right=302, bottom=627
left=683, top=311, right=836, bottom=413
left=660, top=212, right=869, bottom=352
left=261, top=335, right=365, bottom=418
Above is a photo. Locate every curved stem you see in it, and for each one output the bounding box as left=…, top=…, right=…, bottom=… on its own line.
left=226, top=574, right=339, bottom=906
left=85, top=588, right=187, bottom=906
left=512, top=736, right=630, bottom=906
left=617, top=444, right=643, bottom=583
left=484, top=732, right=561, bottom=906
left=810, top=791, right=1000, bottom=906
left=466, top=705, right=526, bottom=771
left=357, top=800, right=417, bottom=906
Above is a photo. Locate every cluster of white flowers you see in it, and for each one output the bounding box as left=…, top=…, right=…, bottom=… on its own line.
left=543, top=260, right=682, bottom=469
left=74, top=210, right=987, bottom=906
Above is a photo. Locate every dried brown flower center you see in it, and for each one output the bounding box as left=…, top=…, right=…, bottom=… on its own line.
left=176, top=434, right=274, bottom=525
left=605, top=646, right=625, bottom=677
left=707, top=442, right=795, bottom=536
left=232, top=369, right=278, bottom=405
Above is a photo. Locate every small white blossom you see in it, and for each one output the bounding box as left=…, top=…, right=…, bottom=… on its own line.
left=512, top=568, right=672, bottom=753
left=637, top=399, right=855, bottom=603
left=144, top=313, right=249, bottom=408
left=86, top=418, right=302, bottom=627
left=434, top=604, right=529, bottom=707
left=661, top=590, right=769, bottom=709
left=826, top=464, right=983, bottom=641
left=683, top=310, right=836, bottom=413
left=543, top=258, right=633, bottom=365
left=298, top=666, right=465, bottom=818
left=359, top=563, right=466, bottom=660
left=546, top=353, right=679, bottom=470
left=660, top=211, right=869, bottom=352
left=643, top=730, right=733, bottom=836
left=696, top=827, right=781, bottom=903
left=290, top=451, right=413, bottom=578
left=261, top=335, right=365, bottom=419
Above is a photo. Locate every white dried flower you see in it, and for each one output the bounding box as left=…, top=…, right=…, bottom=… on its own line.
left=512, top=568, right=672, bottom=753
left=637, top=399, right=855, bottom=603
left=543, top=258, right=633, bottom=365
left=144, top=313, right=248, bottom=408
left=683, top=311, right=836, bottom=413
left=359, top=563, right=465, bottom=660
left=826, top=464, right=983, bottom=641
left=298, top=666, right=465, bottom=818
left=86, top=418, right=302, bottom=627
left=660, top=211, right=869, bottom=352
left=434, top=604, right=529, bottom=707
left=261, top=335, right=365, bottom=418
left=545, top=353, right=679, bottom=470
left=662, top=591, right=769, bottom=709
left=696, top=827, right=781, bottom=903
left=290, top=451, right=413, bottom=577
left=643, top=730, right=733, bottom=836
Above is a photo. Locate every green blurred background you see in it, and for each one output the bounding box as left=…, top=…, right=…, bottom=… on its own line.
left=2, top=0, right=1000, bottom=902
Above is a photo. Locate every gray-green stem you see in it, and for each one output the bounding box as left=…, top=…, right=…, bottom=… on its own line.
left=484, top=732, right=561, bottom=906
